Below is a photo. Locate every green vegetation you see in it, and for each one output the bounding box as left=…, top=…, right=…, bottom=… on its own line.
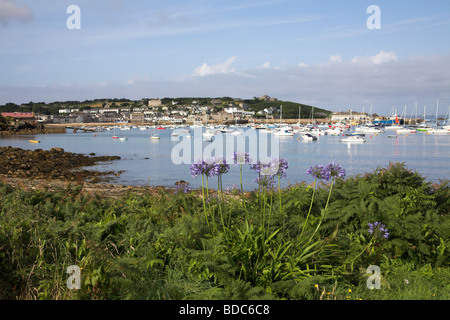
left=0, top=97, right=331, bottom=119
left=0, top=162, right=448, bottom=300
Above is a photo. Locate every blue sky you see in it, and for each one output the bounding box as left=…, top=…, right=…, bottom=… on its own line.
left=1, top=0, right=450, bottom=115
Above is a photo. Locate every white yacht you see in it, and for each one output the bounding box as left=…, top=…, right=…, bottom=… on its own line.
left=340, top=135, right=366, bottom=143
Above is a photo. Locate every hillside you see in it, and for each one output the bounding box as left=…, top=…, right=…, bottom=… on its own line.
left=0, top=97, right=332, bottom=119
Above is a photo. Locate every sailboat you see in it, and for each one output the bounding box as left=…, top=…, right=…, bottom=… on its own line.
left=112, top=126, right=119, bottom=139
left=428, top=101, right=450, bottom=135
left=340, top=135, right=366, bottom=143
left=274, top=105, right=294, bottom=136
left=112, top=116, right=119, bottom=139
left=150, top=124, right=160, bottom=140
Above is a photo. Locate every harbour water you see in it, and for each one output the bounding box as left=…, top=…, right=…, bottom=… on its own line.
left=1, top=126, right=449, bottom=191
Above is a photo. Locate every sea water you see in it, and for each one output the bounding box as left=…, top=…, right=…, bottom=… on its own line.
left=0, top=127, right=449, bottom=191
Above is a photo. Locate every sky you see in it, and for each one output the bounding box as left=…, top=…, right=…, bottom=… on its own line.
left=1, top=0, right=450, bottom=115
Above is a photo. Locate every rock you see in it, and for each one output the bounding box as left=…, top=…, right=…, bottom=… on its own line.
left=50, top=147, right=64, bottom=153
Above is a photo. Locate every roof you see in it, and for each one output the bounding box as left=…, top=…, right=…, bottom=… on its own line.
left=1, top=112, right=35, bottom=118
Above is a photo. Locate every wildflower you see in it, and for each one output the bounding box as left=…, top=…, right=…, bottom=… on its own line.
left=190, top=159, right=217, bottom=178
left=210, top=156, right=230, bottom=175
left=252, top=157, right=288, bottom=178
left=233, top=151, right=251, bottom=165
left=273, top=157, right=289, bottom=179
left=307, top=162, right=345, bottom=182
left=368, top=221, right=390, bottom=239
left=324, top=162, right=346, bottom=179
left=254, top=175, right=276, bottom=189
left=175, top=182, right=191, bottom=194
left=306, top=165, right=326, bottom=180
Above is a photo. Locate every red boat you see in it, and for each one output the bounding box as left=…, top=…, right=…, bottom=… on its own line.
left=157, top=127, right=165, bottom=130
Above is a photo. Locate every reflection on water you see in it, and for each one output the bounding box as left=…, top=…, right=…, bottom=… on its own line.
left=1, top=128, right=449, bottom=190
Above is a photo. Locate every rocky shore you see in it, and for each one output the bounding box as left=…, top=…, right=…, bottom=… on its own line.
left=0, top=146, right=122, bottom=181
left=0, top=146, right=174, bottom=198
left=0, top=123, right=67, bottom=135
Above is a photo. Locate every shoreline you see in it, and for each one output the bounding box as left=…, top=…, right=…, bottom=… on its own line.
left=0, top=174, right=168, bottom=198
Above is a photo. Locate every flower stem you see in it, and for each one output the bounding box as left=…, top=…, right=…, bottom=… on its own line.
left=300, top=178, right=317, bottom=239
left=201, top=174, right=210, bottom=231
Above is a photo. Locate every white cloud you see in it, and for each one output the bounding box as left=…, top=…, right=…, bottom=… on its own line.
left=330, top=54, right=343, bottom=63
left=352, top=50, right=398, bottom=65
left=192, top=56, right=237, bottom=77
left=261, top=61, right=271, bottom=69
left=2, top=54, right=449, bottom=116
left=297, top=62, right=308, bottom=68
left=127, top=75, right=150, bottom=85
left=0, top=0, right=33, bottom=25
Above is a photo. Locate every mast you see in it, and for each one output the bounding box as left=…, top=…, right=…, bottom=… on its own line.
left=436, top=99, right=439, bottom=127
left=423, top=105, right=426, bottom=124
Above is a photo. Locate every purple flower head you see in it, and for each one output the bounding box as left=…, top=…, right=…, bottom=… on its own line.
left=255, top=175, right=276, bottom=189
left=233, top=151, right=251, bottom=165
left=306, top=165, right=326, bottom=180
left=273, top=157, right=289, bottom=179
left=175, top=183, right=191, bottom=194
left=324, top=162, right=346, bottom=179
left=369, top=222, right=389, bottom=239
left=210, top=156, right=230, bottom=175
left=190, top=159, right=219, bottom=178
left=251, top=157, right=289, bottom=178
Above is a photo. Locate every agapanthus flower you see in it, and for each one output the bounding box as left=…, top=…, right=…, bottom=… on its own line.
left=255, top=175, right=276, bottom=189
left=251, top=157, right=289, bottom=178
left=368, top=222, right=389, bottom=239
left=175, top=183, right=191, bottom=194
left=274, top=157, right=289, bottom=179
left=306, top=165, right=326, bottom=180
left=190, top=159, right=218, bottom=178
left=324, top=162, right=346, bottom=179
left=306, top=162, right=345, bottom=181
left=209, top=156, right=230, bottom=175
left=233, top=151, right=251, bottom=165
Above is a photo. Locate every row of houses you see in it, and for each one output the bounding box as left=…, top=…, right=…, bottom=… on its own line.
left=46, top=102, right=257, bottom=124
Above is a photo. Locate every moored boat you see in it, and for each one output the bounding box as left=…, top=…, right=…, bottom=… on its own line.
left=340, top=135, right=366, bottom=143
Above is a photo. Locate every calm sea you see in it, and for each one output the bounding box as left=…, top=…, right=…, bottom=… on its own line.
left=1, top=126, right=449, bottom=191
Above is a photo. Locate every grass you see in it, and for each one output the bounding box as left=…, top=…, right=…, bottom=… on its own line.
left=0, top=162, right=448, bottom=300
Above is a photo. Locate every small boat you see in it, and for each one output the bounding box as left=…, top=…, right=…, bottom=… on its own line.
left=119, top=137, right=128, bottom=141
left=427, top=128, right=450, bottom=135
left=29, top=140, right=40, bottom=143
left=340, top=136, right=366, bottom=143
left=157, top=127, right=166, bottom=130
left=149, top=136, right=160, bottom=140
left=396, top=128, right=416, bottom=134
left=385, top=125, right=404, bottom=131
left=112, top=136, right=119, bottom=139
left=274, top=127, right=294, bottom=136
left=203, top=129, right=215, bottom=139
left=355, top=126, right=383, bottom=134
left=324, top=128, right=341, bottom=136
left=387, top=135, right=398, bottom=138
left=299, top=133, right=317, bottom=141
